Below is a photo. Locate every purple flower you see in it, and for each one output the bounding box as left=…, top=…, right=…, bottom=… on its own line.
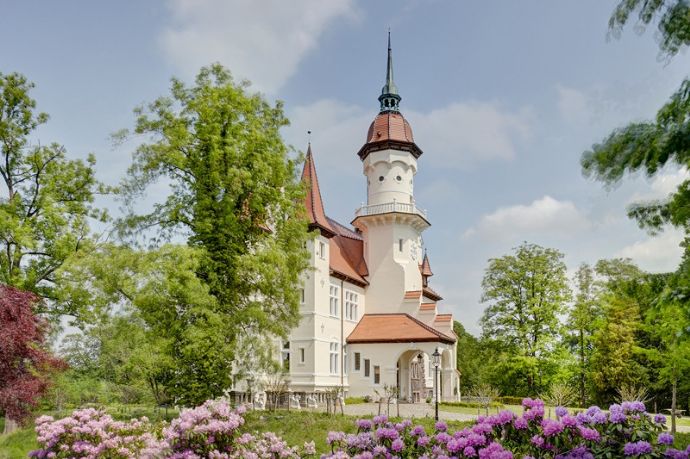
left=464, top=446, right=477, bottom=457
left=555, top=406, right=568, bottom=418
left=658, top=432, right=674, bottom=445
left=579, top=427, right=600, bottom=442
left=355, top=419, right=372, bottom=431
left=609, top=410, right=626, bottom=424
left=435, top=421, right=448, bottom=432
left=391, top=438, right=404, bottom=452
left=624, top=441, right=652, bottom=456
left=541, top=419, right=563, bottom=437
left=654, top=413, right=667, bottom=425
left=513, top=417, right=528, bottom=430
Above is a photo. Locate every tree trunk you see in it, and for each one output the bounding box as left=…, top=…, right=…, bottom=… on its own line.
left=579, top=328, right=586, bottom=407
left=671, top=378, right=677, bottom=435
left=3, top=418, right=18, bottom=435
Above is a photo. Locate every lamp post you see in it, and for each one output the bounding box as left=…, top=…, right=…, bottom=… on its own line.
left=432, top=348, right=441, bottom=421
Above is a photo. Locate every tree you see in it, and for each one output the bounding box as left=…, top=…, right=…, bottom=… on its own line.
left=0, top=285, right=64, bottom=432
left=582, top=1, right=690, bottom=234
left=565, top=263, right=602, bottom=406
left=116, top=65, right=310, bottom=405
left=480, top=242, right=571, bottom=394
left=0, top=72, right=109, bottom=322
left=453, top=321, right=488, bottom=397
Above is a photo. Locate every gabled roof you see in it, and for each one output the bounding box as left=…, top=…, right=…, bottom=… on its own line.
left=328, top=217, right=368, bottom=286
left=347, top=313, right=455, bottom=344
left=301, top=145, right=335, bottom=238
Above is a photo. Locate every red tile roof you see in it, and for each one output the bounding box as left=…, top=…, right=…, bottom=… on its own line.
left=357, top=112, right=423, bottom=160
left=366, top=112, right=414, bottom=143
left=328, top=217, right=368, bottom=286
left=404, top=290, right=422, bottom=299
left=301, top=145, right=335, bottom=238
left=435, top=314, right=452, bottom=322
left=419, top=303, right=436, bottom=311
left=420, top=253, right=433, bottom=277
left=347, top=313, right=456, bottom=344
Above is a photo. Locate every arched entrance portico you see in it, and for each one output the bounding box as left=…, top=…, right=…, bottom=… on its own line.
left=396, top=350, right=431, bottom=403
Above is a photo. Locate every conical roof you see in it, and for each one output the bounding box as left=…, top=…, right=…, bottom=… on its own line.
left=301, top=145, right=335, bottom=238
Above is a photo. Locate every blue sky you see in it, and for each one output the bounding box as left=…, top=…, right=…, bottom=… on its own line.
left=2, top=1, right=688, bottom=334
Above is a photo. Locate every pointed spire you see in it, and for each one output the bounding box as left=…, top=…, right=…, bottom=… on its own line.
left=420, top=250, right=433, bottom=286
left=378, top=30, right=402, bottom=113
left=301, top=145, right=335, bottom=238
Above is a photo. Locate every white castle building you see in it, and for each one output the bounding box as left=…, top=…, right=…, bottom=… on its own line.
left=282, top=37, right=459, bottom=403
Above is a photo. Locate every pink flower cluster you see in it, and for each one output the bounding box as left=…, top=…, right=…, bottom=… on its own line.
left=29, top=408, right=165, bottom=459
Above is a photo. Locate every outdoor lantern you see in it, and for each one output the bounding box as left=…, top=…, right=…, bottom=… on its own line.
left=432, top=348, right=441, bottom=368
left=432, top=348, right=441, bottom=421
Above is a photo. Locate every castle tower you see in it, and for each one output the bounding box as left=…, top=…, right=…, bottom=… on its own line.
left=352, top=34, right=429, bottom=314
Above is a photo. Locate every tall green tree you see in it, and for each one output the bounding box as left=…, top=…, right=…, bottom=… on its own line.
left=480, top=242, right=571, bottom=394
left=0, top=72, right=109, bottom=322
left=453, top=321, right=488, bottom=396
left=117, top=65, right=310, bottom=405
left=565, top=263, right=601, bottom=407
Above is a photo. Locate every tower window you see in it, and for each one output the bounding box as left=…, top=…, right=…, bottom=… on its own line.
left=396, top=175, right=401, bottom=182
left=378, top=176, right=384, bottom=182
left=399, top=239, right=403, bottom=252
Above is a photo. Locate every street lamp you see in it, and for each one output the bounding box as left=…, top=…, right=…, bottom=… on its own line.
left=432, top=348, right=441, bottom=421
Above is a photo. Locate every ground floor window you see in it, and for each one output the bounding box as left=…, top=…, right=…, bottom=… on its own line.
left=374, top=365, right=380, bottom=384
left=282, top=341, right=290, bottom=371
left=364, top=359, right=370, bottom=377
left=354, top=352, right=361, bottom=371
left=329, top=342, right=338, bottom=374
left=343, top=345, right=348, bottom=374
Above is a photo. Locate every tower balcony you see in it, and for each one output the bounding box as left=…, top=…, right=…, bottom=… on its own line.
left=354, top=201, right=428, bottom=219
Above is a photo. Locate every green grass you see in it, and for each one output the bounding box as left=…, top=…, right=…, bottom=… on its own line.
left=0, top=424, right=37, bottom=459
left=242, top=410, right=471, bottom=454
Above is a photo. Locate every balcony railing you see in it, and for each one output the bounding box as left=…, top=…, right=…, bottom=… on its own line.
left=354, top=201, right=428, bottom=219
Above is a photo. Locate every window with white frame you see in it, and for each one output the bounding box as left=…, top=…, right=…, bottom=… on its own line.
left=329, top=284, right=339, bottom=317
left=329, top=342, right=338, bottom=374
left=319, top=241, right=326, bottom=259
left=343, top=345, right=348, bottom=374
left=345, top=290, right=358, bottom=321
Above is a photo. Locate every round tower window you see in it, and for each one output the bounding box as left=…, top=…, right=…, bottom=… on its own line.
left=396, top=175, right=402, bottom=182
left=378, top=176, right=384, bottom=182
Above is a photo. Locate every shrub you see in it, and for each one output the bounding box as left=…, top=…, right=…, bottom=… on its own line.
left=29, top=407, right=164, bottom=458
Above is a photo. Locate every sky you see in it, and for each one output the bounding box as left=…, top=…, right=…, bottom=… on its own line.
left=2, top=0, right=689, bottom=335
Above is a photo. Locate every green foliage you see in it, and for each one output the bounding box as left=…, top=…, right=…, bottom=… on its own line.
left=480, top=242, right=571, bottom=394
left=453, top=321, right=489, bottom=395
left=609, top=0, right=690, bottom=57
left=115, top=64, right=310, bottom=405
left=0, top=72, right=110, bottom=322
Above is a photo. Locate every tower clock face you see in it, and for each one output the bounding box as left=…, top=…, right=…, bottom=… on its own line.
left=410, top=237, right=421, bottom=261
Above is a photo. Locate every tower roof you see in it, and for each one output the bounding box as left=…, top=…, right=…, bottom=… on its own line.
left=378, top=31, right=401, bottom=113
left=358, top=34, right=422, bottom=161
left=420, top=252, right=433, bottom=277
left=301, top=145, right=335, bottom=238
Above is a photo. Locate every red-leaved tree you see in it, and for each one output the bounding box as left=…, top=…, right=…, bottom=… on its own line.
left=0, top=285, right=65, bottom=432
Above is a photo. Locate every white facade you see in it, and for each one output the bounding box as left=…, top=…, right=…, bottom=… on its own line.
left=274, top=40, right=460, bottom=402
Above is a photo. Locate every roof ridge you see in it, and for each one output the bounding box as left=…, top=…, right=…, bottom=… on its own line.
left=402, top=313, right=454, bottom=342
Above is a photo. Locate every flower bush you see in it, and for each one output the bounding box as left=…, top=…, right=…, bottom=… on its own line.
left=324, top=399, right=690, bottom=459
left=29, top=407, right=165, bottom=458
left=29, top=397, right=690, bottom=458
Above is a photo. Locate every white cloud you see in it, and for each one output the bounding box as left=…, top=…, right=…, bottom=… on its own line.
left=629, top=166, right=689, bottom=203
left=160, top=0, right=357, bottom=93
left=464, top=195, right=591, bottom=240
left=407, top=102, right=533, bottom=168
left=617, top=228, right=684, bottom=273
